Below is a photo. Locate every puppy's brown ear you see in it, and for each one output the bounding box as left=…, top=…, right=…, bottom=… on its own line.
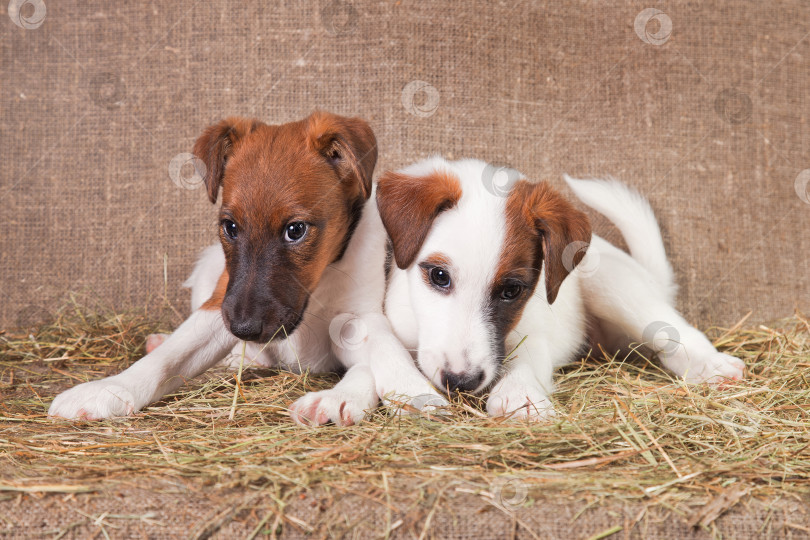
left=306, top=111, right=377, bottom=200
left=376, top=169, right=462, bottom=269
left=193, top=117, right=259, bottom=204
left=511, top=180, right=592, bottom=304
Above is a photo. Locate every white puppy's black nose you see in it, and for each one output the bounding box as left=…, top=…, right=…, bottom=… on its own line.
left=440, top=369, right=484, bottom=393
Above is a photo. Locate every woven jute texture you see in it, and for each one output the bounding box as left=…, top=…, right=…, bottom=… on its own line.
left=2, top=1, right=809, bottom=328
left=3, top=479, right=809, bottom=539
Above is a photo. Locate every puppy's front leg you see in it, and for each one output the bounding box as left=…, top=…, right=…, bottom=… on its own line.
left=288, top=364, right=377, bottom=426
left=357, top=314, right=448, bottom=413
left=487, top=339, right=556, bottom=420
left=48, top=309, right=237, bottom=420
left=289, top=313, right=446, bottom=423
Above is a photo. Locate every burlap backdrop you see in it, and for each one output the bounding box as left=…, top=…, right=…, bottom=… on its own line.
left=2, top=1, right=808, bottom=330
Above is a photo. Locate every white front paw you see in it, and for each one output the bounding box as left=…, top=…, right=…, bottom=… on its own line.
left=49, top=379, right=138, bottom=420
left=682, top=352, right=745, bottom=384
left=289, top=389, right=376, bottom=427
left=486, top=384, right=556, bottom=420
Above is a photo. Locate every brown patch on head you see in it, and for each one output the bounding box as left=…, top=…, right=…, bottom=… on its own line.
left=193, top=117, right=261, bottom=204
left=485, top=179, right=591, bottom=352
left=376, top=169, right=462, bottom=269
left=504, top=180, right=592, bottom=305
left=306, top=111, right=377, bottom=200
left=191, top=111, right=377, bottom=341
left=421, top=253, right=451, bottom=268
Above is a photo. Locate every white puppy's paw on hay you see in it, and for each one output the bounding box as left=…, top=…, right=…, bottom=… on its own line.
left=486, top=384, right=556, bottom=420
left=289, top=389, right=374, bottom=426
left=289, top=365, right=378, bottom=426
left=680, top=352, right=746, bottom=385
left=651, top=327, right=746, bottom=385
left=48, top=379, right=137, bottom=420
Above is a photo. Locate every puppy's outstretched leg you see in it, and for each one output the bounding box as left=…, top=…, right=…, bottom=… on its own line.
left=565, top=177, right=743, bottom=383
left=582, top=238, right=744, bottom=384
left=49, top=308, right=237, bottom=420
left=146, top=245, right=225, bottom=355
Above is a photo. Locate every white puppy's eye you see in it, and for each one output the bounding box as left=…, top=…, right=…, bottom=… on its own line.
left=500, top=282, right=524, bottom=301
left=284, top=222, right=308, bottom=243
left=419, top=259, right=453, bottom=293
left=429, top=267, right=451, bottom=289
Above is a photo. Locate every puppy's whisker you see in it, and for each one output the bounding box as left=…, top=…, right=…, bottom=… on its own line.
left=301, top=311, right=328, bottom=324
left=327, top=266, right=360, bottom=288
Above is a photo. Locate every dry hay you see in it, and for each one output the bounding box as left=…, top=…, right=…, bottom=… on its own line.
left=1, top=301, right=809, bottom=536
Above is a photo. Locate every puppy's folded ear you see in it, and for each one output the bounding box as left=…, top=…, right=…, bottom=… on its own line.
left=376, top=169, right=462, bottom=269
left=511, top=180, right=592, bottom=304
left=193, top=117, right=260, bottom=204
left=306, top=111, right=377, bottom=200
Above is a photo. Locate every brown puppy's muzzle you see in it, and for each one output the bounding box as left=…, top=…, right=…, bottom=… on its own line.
left=221, top=255, right=310, bottom=342
left=222, top=290, right=309, bottom=342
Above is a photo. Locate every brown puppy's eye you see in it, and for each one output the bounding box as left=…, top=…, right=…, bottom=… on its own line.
left=284, top=222, right=308, bottom=243
left=500, top=283, right=523, bottom=301
left=222, top=220, right=238, bottom=240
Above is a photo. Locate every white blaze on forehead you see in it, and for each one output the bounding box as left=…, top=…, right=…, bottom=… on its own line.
left=419, top=159, right=510, bottom=291
left=412, top=159, right=512, bottom=368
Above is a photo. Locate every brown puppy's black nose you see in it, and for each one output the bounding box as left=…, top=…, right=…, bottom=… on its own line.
left=441, top=369, right=484, bottom=393
left=230, top=319, right=263, bottom=341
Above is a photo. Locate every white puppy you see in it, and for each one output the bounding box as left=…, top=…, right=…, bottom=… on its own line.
left=375, top=157, right=745, bottom=419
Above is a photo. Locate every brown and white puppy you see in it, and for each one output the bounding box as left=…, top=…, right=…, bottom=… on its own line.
left=49, top=112, right=442, bottom=423
left=376, top=157, right=745, bottom=419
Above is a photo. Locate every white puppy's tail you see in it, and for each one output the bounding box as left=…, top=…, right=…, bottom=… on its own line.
left=563, top=175, right=675, bottom=297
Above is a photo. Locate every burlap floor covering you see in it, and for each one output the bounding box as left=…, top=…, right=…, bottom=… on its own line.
left=3, top=1, right=809, bottom=538
left=3, top=480, right=809, bottom=539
